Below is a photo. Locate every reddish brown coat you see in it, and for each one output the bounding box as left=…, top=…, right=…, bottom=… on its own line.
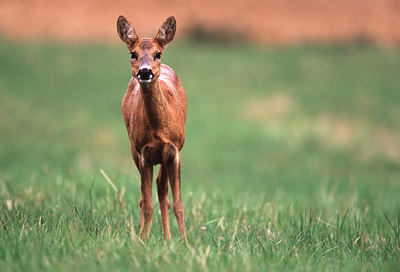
left=122, top=64, right=187, bottom=164
left=117, top=15, right=188, bottom=243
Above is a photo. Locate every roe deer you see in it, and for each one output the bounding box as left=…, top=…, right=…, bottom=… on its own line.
left=117, top=15, right=188, bottom=242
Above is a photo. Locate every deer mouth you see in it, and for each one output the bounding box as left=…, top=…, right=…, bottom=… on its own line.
left=138, top=75, right=153, bottom=83
left=137, top=68, right=154, bottom=83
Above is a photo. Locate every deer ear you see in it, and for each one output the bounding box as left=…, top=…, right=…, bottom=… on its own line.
left=117, top=16, right=138, bottom=47
left=155, top=16, right=176, bottom=47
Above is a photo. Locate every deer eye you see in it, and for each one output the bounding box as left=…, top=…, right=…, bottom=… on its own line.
left=130, top=52, right=138, bottom=60
left=154, top=52, right=162, bottom=60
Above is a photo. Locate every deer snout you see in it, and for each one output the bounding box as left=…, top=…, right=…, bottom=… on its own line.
left=137, top=68, right=154, bottom=83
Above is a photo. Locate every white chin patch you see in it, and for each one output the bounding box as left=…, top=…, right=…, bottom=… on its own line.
left=138, top=78, right=152, bottom=83
left=137, top=74, right=153, bottom=83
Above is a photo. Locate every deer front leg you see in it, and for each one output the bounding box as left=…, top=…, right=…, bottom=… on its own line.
left=156, top=165, right=171, bottom=240
left=166, top=149, right=188, bottom=244
left=138, top=154, right=154, bottom=239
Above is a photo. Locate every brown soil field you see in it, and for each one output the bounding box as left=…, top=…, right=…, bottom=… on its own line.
left=1, top=0, right=399, bottom=45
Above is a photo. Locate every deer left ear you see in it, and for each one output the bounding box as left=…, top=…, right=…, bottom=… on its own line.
left=117, top=15, right=138, bottom=48
left=155, top=16, right=176, bottom=47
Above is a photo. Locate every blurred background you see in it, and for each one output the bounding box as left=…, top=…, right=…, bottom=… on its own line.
left=1, top=0, right=400, bottom=200
left=1, top=0, right=400, bottom=44
left=1, top=0, right=400, bottom=201
left=0, top=0, right=400, bottom=194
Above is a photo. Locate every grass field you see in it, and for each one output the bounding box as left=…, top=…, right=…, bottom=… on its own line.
left=1, top=39, right=400, bottom=271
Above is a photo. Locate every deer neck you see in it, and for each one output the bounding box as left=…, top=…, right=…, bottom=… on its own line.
left=140, top=80, right=168, bottom=129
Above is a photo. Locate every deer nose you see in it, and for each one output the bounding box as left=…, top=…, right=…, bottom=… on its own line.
left=137, top=68, right=154, bottom=82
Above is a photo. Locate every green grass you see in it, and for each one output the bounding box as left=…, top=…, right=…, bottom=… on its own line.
left=1, top=38, right=400, bottom=271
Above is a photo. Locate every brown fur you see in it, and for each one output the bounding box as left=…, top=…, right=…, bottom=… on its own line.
left=117, top=15, right=188, bottom=242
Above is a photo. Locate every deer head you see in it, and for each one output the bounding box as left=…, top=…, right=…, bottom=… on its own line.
left=117, top=16, right=176, bottom=84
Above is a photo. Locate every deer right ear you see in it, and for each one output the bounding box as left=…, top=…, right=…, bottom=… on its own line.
left=117, top=16, right=138, bottom=47
left=155, top=16, right=176, bottom=47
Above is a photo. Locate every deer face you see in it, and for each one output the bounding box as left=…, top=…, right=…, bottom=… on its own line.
left=129, top=39, right=163, bottom=83
left=117, top=16, right=176, bottom=84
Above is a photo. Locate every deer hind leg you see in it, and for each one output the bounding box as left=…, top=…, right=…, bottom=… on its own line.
left=165, top=144, right=188, bottom=243
left=156, top=165, right=171, bottom=240
left=138, top=149, right=154, bottom=239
